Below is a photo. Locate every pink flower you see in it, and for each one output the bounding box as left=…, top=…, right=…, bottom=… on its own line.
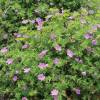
left=37, top=25, right=43, bottom=30
left=75, top=57, right=83, bottom=63
left=60, top=8, right=64, bottom=14
left=13, top=76, right=18, bottom=82
left=84, top=33, right=93, bottom=39
left=86, top=47, right=92, bottom=53
left=54, top=44, right=62, bottom=51
left=92, top=40, right=97, bottom=45
left=53, top=58, right=59, bottom=65
left=97, top=24, right=100, bottom=28
left=23, top=35, right=29, bottom=38
left=13, top=33, right=21, bottom=38
left=51, top=89, right=59, bottom=100
left=80, top=19, right=86, bottom=24
left=75, top=89, right=80, bottom=95
left=46, top=15, right=52, bottom=21
left=0, top=47, right=8, bottom=53
left=51, top=89, right=59, bottom=96
left=6, top=58, right=13, bottom=65
left=66, top=49, right=74, bottom=58
left=15, top=70, right=19, bottom=74
left=22, top=97, right=28, bottom=100
left=50, top=34, right=56, bottom=40
left=37, top=74, right=45, bottom=81
left=36, top=18, right=43, bottom=31
left=22, top=20, right=29, bottom=24
left=38, top=50, right=48, bottom=58
left=38, top=63, right=48, bottom=69
left=23, top=68, right=31, bottom=73
left=68, top=16, right=74, bottom=20
left=3, top=34, right=8, bottom=39
left=36, top=18, right=43, bottom=25
left=88, top=10, right=95, bottom=15
left=81, top=71, right=86, bottom=76
left=29, top=20, right=35, bottom=24
left=91, top=25, right=97, bottom=31
left=22, top=44, right=29, bottom=49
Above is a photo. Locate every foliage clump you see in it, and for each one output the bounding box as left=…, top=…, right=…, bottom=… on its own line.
left=0, top=0, right=100, bottom=100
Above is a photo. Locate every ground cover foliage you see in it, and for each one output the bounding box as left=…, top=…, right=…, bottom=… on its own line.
left=0, top=0, right=100, bottom=100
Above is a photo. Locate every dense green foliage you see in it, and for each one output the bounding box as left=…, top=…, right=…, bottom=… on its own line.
left=0, top=0, right=100, bottom=100
left=0, top=0, right=84, bottom=41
